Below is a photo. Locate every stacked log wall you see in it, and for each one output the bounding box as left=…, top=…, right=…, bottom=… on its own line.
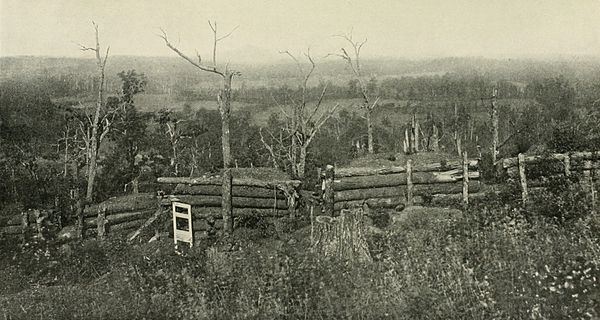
left=83, top=193, right=159, bottom=236
left=502, top=151, right=600, bottom=201
left=156, top=178, right=301, bottom=238
left=325, top=159, right=482, bottom=212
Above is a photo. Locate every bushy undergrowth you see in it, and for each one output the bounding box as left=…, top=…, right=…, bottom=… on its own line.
left=1, top=191, right=600, bottom=319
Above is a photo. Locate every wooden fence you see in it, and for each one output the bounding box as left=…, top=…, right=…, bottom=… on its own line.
left=502, top=151, right=600, bottom=203
left=157, top=176, right=301, bottom=239
left=82, top=193, right=159, bottom=239
left=0, top=193, right=159, bottom=240
left=321, top=152, right=482, bottom=214
left=0, top=209, right=53, bottom=239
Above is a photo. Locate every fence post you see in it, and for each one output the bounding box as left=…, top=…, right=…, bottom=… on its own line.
left=564, top=154, right=571, bottom=177
left=584, top=160, right=595, bottom=210
left=323, top=165, right=335, bottom=216
left=222, top=168, right=233, bottom=235
left=406, top=159, right=414, bottom=206
left=33, top=209, right=44, bottom=240
left=97, top=204, right=107, bottom=241
left=462, top=151, right=469, bottom=208
left=20, top=210, right=29, bottom=243
left=518, top=153, right=528, bottom=204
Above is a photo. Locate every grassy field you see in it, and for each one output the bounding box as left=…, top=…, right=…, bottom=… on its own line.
left=1, top=182, right=599, bottom=319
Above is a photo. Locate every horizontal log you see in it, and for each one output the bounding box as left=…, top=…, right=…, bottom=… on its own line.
left=503, top=151, right=600, bottom=168
left=335, top=159, right=479, bottom=178
left=168, top=195, right=288, bottom=210
left=193, top=207, right=289, bottom=218
left=84, top=193, right=158, bottom=216
left=85, top=210, right=154, bottom=227
left=334, top=182, right=482, bottom=202
left=108, top=219, right=146, bottom=232
left=172, top=184, right=286, bottom=199
left=333, top=170, right=480, bottom=191
left=157, top=176, right=301, bottom=190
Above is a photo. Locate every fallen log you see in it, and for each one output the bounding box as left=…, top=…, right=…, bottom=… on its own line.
left=128, top=208, right=168, bottom=242
left=84, top=193, right=158, bottom=216
left=503, top=151, right=600, bottom=168
left=168, top=195, right=288, bottom=210
left=85, top=210, right=154, bottom=227
left=334, top=182, right=482, bottom=202
left=334, top=170, right=480, bottom=191
left=335, top=160, right=479, bottom=178
left=173, top=184, right=286, bottom=199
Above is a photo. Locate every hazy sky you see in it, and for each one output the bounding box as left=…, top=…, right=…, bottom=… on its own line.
left=1, top=0, right=600, bottom=62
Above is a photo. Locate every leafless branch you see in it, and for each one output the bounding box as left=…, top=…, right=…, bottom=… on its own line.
left=158, top=28, right=223, bottom=76
left=217, top=25, right=239, bottom=41
left=306, top=83, right=330, bottom=126
left=259, top=128, right=280, bottom=169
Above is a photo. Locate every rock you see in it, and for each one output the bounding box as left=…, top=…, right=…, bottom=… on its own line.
left=57, top=225, right=78, bottom=240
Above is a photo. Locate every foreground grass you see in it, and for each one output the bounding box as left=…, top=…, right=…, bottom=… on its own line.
left=1, top=201, right=599, bottom=319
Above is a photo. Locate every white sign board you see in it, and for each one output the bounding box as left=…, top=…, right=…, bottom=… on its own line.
left=172, top=202, right=193, bottom=248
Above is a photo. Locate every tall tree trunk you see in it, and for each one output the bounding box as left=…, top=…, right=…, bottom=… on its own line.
left=219, top=74, right=233, bottom=168
left=297, top=144, right=308, bottom=180
left=367, top=109, right=374, bottom=154
left=86, top=61, right=105, bottom=202
left=491, top=89, right=499, bottom=166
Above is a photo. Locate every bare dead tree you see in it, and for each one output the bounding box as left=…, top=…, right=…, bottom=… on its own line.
left=260, top=50, right=340, bottom=179
left=490, top=88, right=499, bottom=165
left=159, top=21, right=240, bottom=235
left=76, top=22, right=111, bottom=203
left=334, top=32, right=379, bottom=154
left=159, top=22, right=240, bottom=169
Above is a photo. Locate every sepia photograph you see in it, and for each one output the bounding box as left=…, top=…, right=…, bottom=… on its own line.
left=1, top=0, right=600, bottom=318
